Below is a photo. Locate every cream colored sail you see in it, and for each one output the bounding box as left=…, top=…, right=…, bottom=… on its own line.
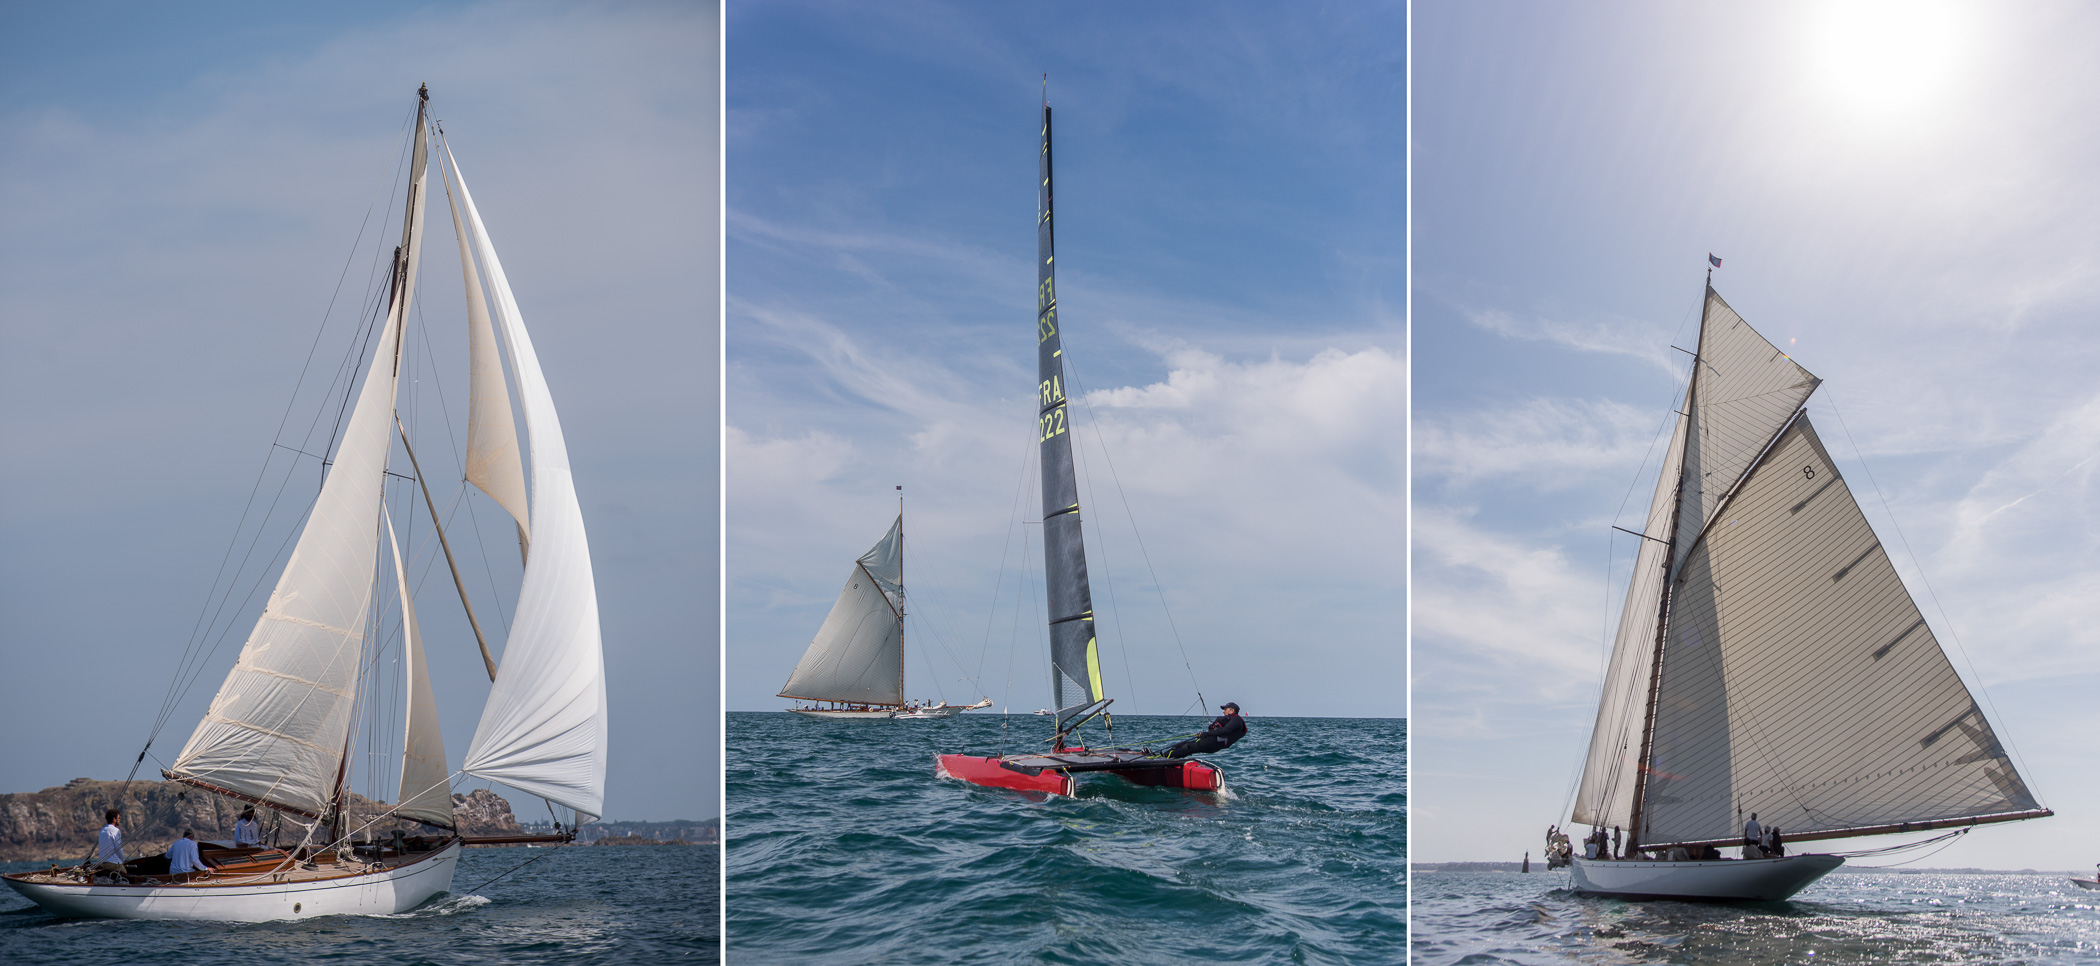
left=437, top=156, right=530, bottom=559
left=448, top=145, right=609, bottom=824
left=167, top=111, right=429, bottom=816
left=1578, top=283, right=2044, bottom=849
left=1641, top=415, right=2039, bottom=845
left=385, top=508, right=454, bottom=829
left=778, top=516, right=906, bottom=707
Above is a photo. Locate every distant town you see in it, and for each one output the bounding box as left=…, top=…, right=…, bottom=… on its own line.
left=523, top=818, right=719, bottom=846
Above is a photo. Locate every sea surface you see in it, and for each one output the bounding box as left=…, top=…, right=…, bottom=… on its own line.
left=725, top=712, right=1405, bottom=964
left=1412, top=867, right=2100, bottom=964
left=0, top=844, right=718, bottom=965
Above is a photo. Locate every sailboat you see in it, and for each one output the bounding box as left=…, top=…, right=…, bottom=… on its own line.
left=1560, top=269, right=2050, bottom=902
left=779, top=493, right=993, bottom=720
left=2, top=86, right=607, bottom=921
left=933, top=98, right=1222, bottom=797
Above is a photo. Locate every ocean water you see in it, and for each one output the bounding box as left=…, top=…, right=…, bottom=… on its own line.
left=0, top=844, right=718, bottom=965
left=725, top=712, right=1405, bottom=964
left=1412, top=867, right=2100, bottom=964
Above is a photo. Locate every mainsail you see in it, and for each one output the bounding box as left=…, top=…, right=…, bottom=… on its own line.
left=167, top=97, right=431, bottom=818
left=1036, top=103, right=1104, bottom=732
left=778, top=516, right=907, bottom=707
left=450, top=144, right=611, bottom=825
left=1576, top=282, right=2047, bottom=848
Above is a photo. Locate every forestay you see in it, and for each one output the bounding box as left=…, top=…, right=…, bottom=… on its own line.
left=449, top=145, right=609, bottom=825
left=778, top=516, right=906, bottom=707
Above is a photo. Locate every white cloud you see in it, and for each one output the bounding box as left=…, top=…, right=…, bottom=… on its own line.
left=1414, top=396, right=1664, bottom=493
left=1462, top=307, right=1681, bottom=377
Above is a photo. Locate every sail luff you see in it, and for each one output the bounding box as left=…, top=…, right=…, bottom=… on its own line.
left=385, top=507, right=455, bottom=829
left=449, top=146, right=608, bottom=824
left=1036, top=102, right=1103, bottom=732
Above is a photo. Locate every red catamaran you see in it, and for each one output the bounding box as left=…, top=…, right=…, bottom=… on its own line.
left=935, top=95, right=1222, bottom=798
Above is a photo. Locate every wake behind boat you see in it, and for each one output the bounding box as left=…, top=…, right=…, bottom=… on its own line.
left=933, top=96, right=1223, bottom=798
left=1550, top=266, right=2049, bottom=902
left=5, top=86, right=608, bottom=921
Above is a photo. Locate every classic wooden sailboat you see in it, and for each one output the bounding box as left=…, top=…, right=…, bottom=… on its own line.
left=2, top=86, right=607, bottom=921
left=779, top=494, right=992, bottom=720
left=934, top=98, right=1222, bottom=797
left=1560, top=268, right=2050, bottom=902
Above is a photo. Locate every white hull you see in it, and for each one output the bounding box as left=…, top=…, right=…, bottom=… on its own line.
left=2, top=841, right=459, bottom=921
left=892, top=700, right=993, bottom=720
left=2072, top=878, right=2100, bottom=890
left=1570, top=853, right=1843, bottom=901
left=788, top=707, right=899, bottom=720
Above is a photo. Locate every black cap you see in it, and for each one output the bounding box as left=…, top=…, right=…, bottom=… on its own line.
left=1221, top=702, right=1239, bottom=711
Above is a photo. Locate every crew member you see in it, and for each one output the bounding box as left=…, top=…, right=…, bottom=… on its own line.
left=167, top=829, right=215, bottom=881
left=1166, top=702, right=1247, bottom=758
left=234, top=806, right=261, bottom=847
left=1743, top=812, right=1764, bottom=859
left=93, top=809, right=125, bottom=880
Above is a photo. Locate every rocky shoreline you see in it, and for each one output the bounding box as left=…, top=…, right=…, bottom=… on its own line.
left=0, top=778, right=525, bottom=863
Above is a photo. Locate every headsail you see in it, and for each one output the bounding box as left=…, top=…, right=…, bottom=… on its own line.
left=1036, top=103, right=1104, bottom=732
left=167, top=96, right=430, bottom=817
left=449, top=146, right=609, bottom=824
left=437, top=151, right=531, bottom=561
left=778, top=516, right=906, bottom=707
left=385, top=507, right=454, bottom=829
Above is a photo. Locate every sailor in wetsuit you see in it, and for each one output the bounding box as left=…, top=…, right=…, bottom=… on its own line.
left=1166, top=703, right=1247, bottom=758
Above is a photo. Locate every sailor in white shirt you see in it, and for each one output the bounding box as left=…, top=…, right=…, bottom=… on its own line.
left=234, top=806, right=261, bottom=847
left=93, top=809, right=125, bottom=878
left=167, top=829, right=214, bottom=879
left=1743, top=813, right=1764, bottom=859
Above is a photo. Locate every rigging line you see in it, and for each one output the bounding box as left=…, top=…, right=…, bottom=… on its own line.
left=999, top=475, right=1038, bottom=759
left=978, top=432, right=1037, bottom=690
left=1820, top=392, right=2042, bottom=804
left=1059, top=351, right=1202, bottom=711
left=1060, top=358, right=1139, bottom=714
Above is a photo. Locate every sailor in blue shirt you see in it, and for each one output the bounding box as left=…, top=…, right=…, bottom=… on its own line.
left=234, top=806, right=261, bottom=847
left=167, top=829, right=215, bottom=880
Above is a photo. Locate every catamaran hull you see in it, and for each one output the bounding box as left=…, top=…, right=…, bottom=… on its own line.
left=934, top=754, right=1221, bottom=796
left=1, top=841, right=460, bottom=921
left=1570, top=853, right=1843, bottom=901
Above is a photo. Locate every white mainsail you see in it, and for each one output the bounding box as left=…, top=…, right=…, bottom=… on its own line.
left=385, top=508, right=454, bottom=829
left=167, top=112, right=430, bottom=816
left=779, top=516, right=906, bottom=707
left=449, top=145, right=609, bottom=824
left=1576, top=282, right=2045, bottom=849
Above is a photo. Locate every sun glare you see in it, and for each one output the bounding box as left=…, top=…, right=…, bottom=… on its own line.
left=1809, top=0, right=1969, bottom=122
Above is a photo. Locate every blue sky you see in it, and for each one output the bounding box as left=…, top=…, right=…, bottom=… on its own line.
left=0, top=1, right=717, bottom=821
left=725, top=1, right=1403, bottom=719
left=1412, top=1, right=2100, bottom=868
